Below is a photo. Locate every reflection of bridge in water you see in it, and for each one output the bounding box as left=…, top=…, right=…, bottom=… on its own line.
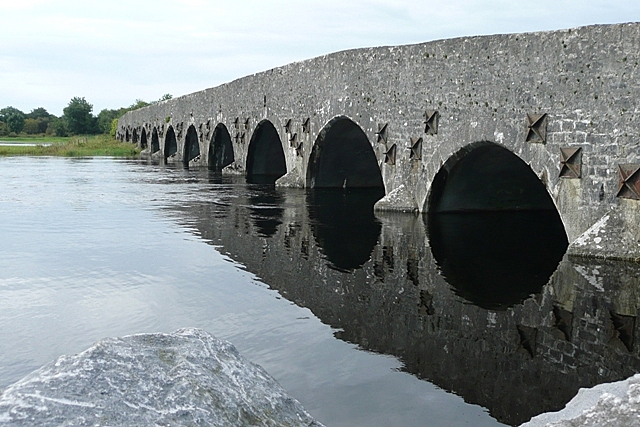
left=162, top=176, right=640, bottom=426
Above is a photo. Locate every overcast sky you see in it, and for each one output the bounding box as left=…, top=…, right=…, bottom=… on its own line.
left=1, top=0, right=640, bottom=116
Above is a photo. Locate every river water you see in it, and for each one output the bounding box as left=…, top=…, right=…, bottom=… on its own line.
left=1, top=156, right=639, bottom=426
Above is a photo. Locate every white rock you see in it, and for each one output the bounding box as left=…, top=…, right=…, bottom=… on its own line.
left=521, top=374, right=640, bottom=427
left=0, top=328, right=323, bottom=427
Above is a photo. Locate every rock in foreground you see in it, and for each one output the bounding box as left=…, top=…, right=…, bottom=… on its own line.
left=0, top=328, right=323, bottom=426
left=521, top=374, right=640, bottom=427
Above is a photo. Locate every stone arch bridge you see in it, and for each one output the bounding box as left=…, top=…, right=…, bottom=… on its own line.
left=118, top=22, right=640, bottom=260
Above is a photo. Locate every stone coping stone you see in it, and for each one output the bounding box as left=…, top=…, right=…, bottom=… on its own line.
left=0, top=328, right=323, bottom=427
left=520, top=373, right=640, bottom=427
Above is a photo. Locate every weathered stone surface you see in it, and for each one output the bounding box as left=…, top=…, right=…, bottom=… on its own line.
left=521, top=374, right=640, bottom=427
left=0, top=328, right=322, bottom=427
left=374, top=184, right=418, bottom=212
left=568, top=203, right=640, bottom=262
left=276, top=167, right=305, bottom=188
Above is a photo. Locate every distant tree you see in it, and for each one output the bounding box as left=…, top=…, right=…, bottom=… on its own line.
left=48, top=117, right=68, bottom=137
left=129, top=99, right=150, bottom=110
left=0, top=121, right=8, bottom=136
left=0, top=107, right=26, bottom=134
left=110, top=118, right=118, bottom=137
left=27, top=108, right=55, bottom=134
left=23, top=118, right=40, bottom=134
left=63, top=97, right=96, bottom=135
left=37, top=118, right=49, bottom=133
left=96, top=97, right=157, bottom=135
left=97, top=108, right=120, bottom=134
left=26, top=107, right=51, bottom=120
left=158, top=93, right=172, bottom=101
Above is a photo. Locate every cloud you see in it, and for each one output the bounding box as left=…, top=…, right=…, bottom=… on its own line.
left=1, top=0, right=639, bottom=115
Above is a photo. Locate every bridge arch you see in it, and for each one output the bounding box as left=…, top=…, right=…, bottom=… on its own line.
left=151, top=128, right=160, bottom=153
left=132, top=129, right=138, bottom=144
left=164, top=126, right=178, bottom=164
left=246, top=120, right=286, bottom=183
left=140, top=128, right=147, bottom=150
left=306, top=116, right=383, bottom=189
left=426, top=141, right=569, bottom=309
left=208, top=123, right=234, bottom=172
left=183, top=125, right=201, bottom=166
left=426, top=141, right=559, bottom=214
left=125, top=129, right=130, bottom=142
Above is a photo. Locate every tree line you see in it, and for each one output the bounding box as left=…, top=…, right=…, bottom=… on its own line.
left=0, top=94, right=172, bottom=138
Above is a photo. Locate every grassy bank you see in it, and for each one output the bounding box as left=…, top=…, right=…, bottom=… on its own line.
left=0, top=135, right=140, bottom=157
left=0, top=136, right=71, bottom=144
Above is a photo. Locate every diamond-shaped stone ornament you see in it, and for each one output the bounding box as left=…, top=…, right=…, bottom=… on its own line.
left=559, top=147, right=582, bottom=178
left=526, top=113, right=547, bottom=143
left=385, top=144, right=397, bottom=165
left=424, top=111, right=439, bottom=135
left=617, top=164, right=640, bottom=200
left=376, top=123, right=389, bottom=144
left=410, top=137, right=423, bottom=160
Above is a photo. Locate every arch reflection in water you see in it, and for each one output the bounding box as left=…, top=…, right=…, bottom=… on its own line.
left=428, top=211, right=568, bottom=309
left=248, top=185, right=284, bottom=238
left=307, top=188, right=384, bottom=271
left=427, top=142, right=568, bottom=309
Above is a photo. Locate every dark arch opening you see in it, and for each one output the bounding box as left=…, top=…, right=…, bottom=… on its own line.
left=151, top=128, right=160, bottom=153
left=246, top=120, right=286, bottom=184
left=307, top=116, right=384, bottom=189
left=132, top=129, right=138, bottom=144
left=427, top=142, right=568, bottom=310
left=125, top=129, right=130, bottom=142
left=164, top=126, right=177, bottom=164
left=183, top=125, right=201, bottom=166
left=429, top=142, right=559, bottom=213
left=140, top=128, right=147, bottom=150
left=208, top=123, right=235, bottom=172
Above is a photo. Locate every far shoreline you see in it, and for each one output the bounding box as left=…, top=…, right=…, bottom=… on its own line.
left=0, top=135, right=140, bottom=157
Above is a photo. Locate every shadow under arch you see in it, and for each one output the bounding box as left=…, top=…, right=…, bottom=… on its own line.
left=183, top=125, right=201, bottom=167
left=164, top=126, right=177, bottom=164
left=151, top=128, right=160, bottom=153
left=306, top=116, right=384, bottom=189
left=125, top=129, right=130, bottom=143
left=140, top=128, right=147, bottom=150
left=426, top=141, right=568, bottom=310
left=246, top=120, right=286, bottom=184
left=132, top=129, right=138, bottom=144
left=208, top=123, right=235, bottom=172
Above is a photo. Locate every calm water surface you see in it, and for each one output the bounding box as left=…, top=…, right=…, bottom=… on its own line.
left=0, top=157, right=502, bottom=426
left=1, top=157, right=639, bottom=426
